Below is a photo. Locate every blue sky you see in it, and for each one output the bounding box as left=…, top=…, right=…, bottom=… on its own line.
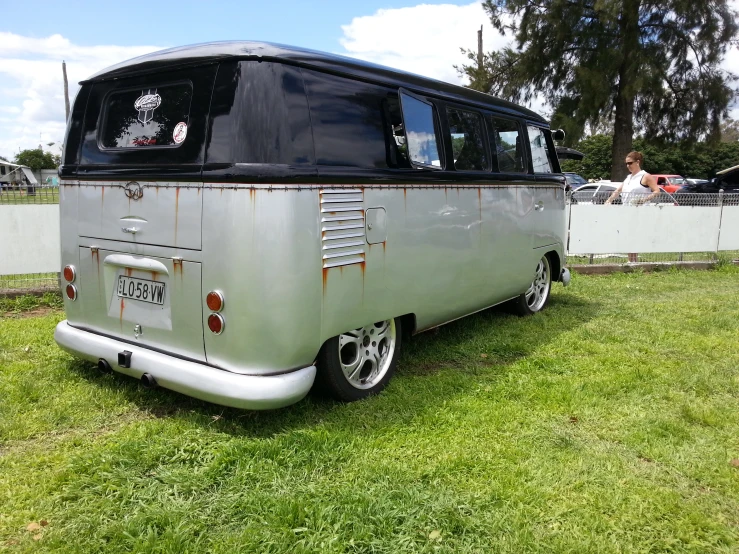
left=1, top=0, right=737, bottom=158
left=1, top=0, right=507, bottom=156
left=2, top=0, right=473, bottom=51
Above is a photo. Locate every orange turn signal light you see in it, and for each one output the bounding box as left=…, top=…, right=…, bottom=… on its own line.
left=208, top=313, right=224, bottom=335
left=206, top=291, right=224, bottom=312
left=65, top=284, right=77, bottom=301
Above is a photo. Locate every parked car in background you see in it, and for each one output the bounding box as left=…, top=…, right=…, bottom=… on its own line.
left=564, top=172, right=588, bottom=191
left=675, top=165, right=739, bottom=205
left=572, top=182, right=678, bottom=205
left=651, top=174, right=686, bottom=193
left=678, top=165, right=739, bottom=193
left=571, top=182, right=618, bottom=204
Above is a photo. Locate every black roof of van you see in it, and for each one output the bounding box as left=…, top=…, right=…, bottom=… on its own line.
left=84, top=41, right=546, bottom=124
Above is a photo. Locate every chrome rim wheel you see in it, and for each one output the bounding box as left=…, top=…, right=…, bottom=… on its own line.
left=338, top=319, right=396, bottom=390
left=525, top=256, right=551, bottom=312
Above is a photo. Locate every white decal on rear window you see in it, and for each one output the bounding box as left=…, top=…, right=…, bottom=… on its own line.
left=134, top=90, right=162, bottom=124
left=173, top=122, right=188, bottom=144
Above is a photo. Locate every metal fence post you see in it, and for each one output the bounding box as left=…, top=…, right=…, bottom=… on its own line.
left=715, top=189, right=724, bottom=261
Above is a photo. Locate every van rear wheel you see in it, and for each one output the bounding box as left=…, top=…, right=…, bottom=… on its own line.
left=316, top=318, right=401, bottom=402
left=512, top=255, right=552, bottom=316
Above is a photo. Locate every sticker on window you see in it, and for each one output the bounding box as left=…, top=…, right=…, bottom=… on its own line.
left=173, top=122, right=188, bottom=144
left=101, top=83, right=193, bottom=149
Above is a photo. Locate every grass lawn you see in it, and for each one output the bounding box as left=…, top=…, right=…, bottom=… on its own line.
left=1, top=269, right=738, bottom=553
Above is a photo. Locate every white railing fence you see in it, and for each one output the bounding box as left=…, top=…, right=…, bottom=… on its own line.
left=1, top=192, right=737, bottom=293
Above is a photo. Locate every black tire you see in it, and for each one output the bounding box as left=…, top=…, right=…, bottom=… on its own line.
left=315, top=318, right=402, bottom=402
left=511, top=255, right=553, bottom=316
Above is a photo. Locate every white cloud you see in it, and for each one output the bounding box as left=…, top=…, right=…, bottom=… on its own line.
left=0, top=32, right=162, bottom=159
left=337, top=2, right=547, bottom=114
left=339, top=3, right=506, bottom=85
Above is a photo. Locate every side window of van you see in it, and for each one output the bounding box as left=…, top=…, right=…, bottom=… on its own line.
left=527, top=125, right=555, bottom=173
left=101, top=83, right=193, bottom=149
left=446, top=107, right=488, bottom=171
left=399, top=92, right=441, bottom=168
left=303, top=70, right=393, bottom=169
left=207, top=61, right=314, bottom=165
left=383, top=97, right=412, bottom=169
left=490, top=117, right=525, bottom=173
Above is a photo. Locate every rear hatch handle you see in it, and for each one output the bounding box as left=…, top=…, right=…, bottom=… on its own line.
left=103, top=254, right=169, bottom=275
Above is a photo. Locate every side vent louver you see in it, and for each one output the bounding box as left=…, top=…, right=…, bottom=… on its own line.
left=320, top=189, right=365, bottom=268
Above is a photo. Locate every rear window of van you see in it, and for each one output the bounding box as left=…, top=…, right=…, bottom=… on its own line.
left=100, top=83, right=192, bottom=149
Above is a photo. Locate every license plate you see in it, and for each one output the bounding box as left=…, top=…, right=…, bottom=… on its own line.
left=117, top=275, right=166, bottom=305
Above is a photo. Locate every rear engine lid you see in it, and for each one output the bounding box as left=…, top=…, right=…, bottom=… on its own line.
left=78, top=182, right=202, bottom=249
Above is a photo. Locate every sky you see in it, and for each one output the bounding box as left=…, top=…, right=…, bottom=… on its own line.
left=0, top=0, right=737, bottom=159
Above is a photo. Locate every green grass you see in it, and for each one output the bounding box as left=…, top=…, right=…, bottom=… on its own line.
left=1, top=269, right=739, bottom=553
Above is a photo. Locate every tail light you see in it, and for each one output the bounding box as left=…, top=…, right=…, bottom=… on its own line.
left=63, top=265, right=76, bottom=283
left=208, top=313, right=224, bottom=335
left=65, top=284, right=77, bottom=301
left=206, top=291, right=224, bottom=312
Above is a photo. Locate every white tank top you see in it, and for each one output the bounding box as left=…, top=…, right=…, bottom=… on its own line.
left=622, top=170, right=648, bottom=195
left=622, top=170, right=652, bottom=205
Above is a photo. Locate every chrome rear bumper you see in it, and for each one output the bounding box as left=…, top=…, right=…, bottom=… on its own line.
left=54, top=321, right=316, bottom=410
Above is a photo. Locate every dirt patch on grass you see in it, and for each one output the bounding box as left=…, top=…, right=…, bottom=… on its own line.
left=1, top=306, right=59, bottom=319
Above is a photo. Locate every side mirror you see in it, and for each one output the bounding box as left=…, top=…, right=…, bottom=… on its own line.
left=551, top=129, right=565, bottom=141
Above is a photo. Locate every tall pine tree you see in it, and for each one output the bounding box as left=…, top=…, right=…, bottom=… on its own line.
left=459, top=0, right=738, bottom=179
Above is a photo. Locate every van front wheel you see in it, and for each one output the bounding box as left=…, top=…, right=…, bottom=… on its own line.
left=512, top=255, right=552, bottom=316
left=316, top=318, right=401, bottom=402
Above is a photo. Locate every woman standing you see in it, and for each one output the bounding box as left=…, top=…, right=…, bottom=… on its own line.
left=605, top=151, right=660, bottom=262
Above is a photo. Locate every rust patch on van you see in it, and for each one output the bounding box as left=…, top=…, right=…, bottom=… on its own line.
left=173, top=258, right=183, bottom=281
left=119, top=298, right=125, bottom=325
left=151, top=272, right=158, bottom=281
left=249, top=188, right=255, bottom=202
left=322, top=267, right=329, bottom=294
left=382, top=241, right=386, bottom=253
left=174, top=187, right=180, bottom=245
left=101, top=186, right=104, bottom=206
left=125, top=268, right=132, bottom=277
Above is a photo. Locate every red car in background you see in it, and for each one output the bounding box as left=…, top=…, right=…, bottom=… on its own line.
left=652, top=174, right=687, bottom=193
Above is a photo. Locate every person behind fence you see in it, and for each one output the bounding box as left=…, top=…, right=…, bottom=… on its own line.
left=605, top=150, right=660, bottom=263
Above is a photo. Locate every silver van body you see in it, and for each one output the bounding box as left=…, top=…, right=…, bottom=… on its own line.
left=54, top=42, right=568, bottom=409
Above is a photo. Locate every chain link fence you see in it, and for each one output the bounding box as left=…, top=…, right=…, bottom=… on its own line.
left=0, top=184, right=60, bottom=205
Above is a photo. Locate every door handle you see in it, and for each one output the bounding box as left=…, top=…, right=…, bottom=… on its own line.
left=535, top=201, right=544, bottom=212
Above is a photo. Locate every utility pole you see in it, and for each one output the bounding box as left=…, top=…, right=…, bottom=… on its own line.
left=477, top=25, right=483, bottom=70
left=62, top=60, right=70, bottom=121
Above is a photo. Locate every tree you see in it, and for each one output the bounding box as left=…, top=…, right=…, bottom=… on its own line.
left=14, top=149, right=58, bottom=171
left=459, top=0, right=738, bottom=180
left=720, top=117, right=739, bottom=142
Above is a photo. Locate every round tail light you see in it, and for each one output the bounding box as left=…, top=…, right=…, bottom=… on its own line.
left=208, top=313, right=224, bottom=335
left=65, top=284, right=77, bottom=301
left=63, top=265, right=76, bottom=283
left=206, top=291, right=224, bottom=312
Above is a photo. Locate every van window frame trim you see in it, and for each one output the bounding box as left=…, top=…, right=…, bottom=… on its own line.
left=487, top=113, right=530, bottom=175
left=442, top=102, right=492, bottom=173
left=96, top=78, right=195, bottom=152
left=398, top=88, right=445, bottom=171
left=524, top=122, right=561, bottom=175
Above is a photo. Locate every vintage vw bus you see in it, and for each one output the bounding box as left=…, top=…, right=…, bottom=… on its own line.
left=54, top=42, right=570, bottom=409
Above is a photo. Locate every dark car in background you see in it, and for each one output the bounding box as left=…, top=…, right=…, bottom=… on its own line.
left=564, top=172, right=588, bottom=190
left=674, top=165, right=739, bottom=205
